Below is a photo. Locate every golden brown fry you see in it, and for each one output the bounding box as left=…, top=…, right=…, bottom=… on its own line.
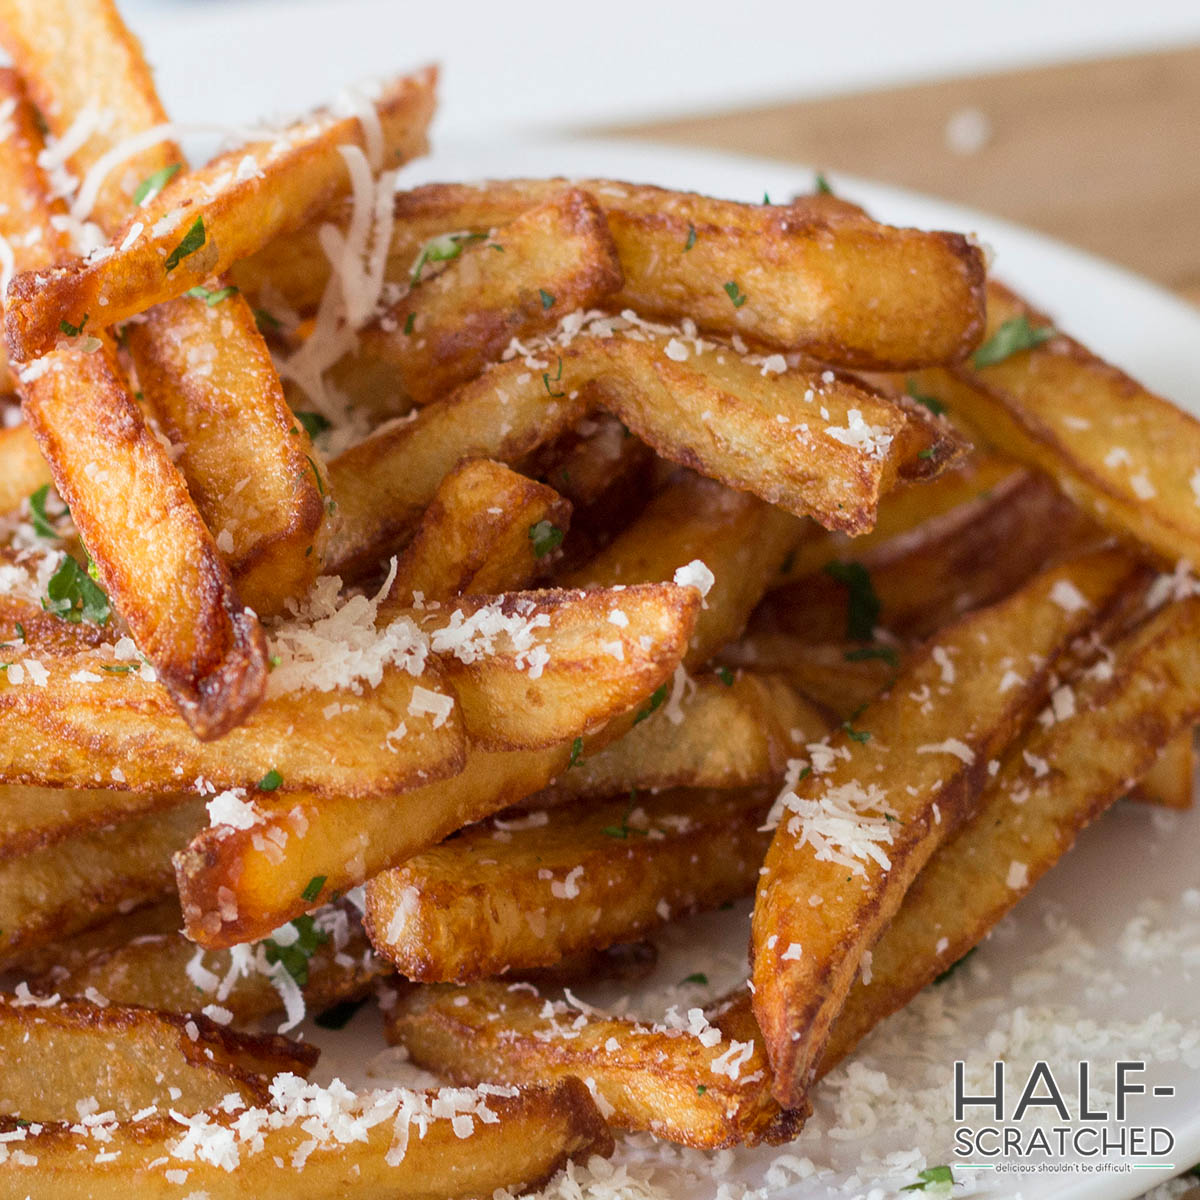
left=0, top=1077, right=611, bottom=1199
left=335, top=188, right=622, bottom=416
left=378, top=459, right=571, bottom=616
left=0, top=70, right=268, bottom=738
left=0, top=801, right=201, bottom=970
left=0, top=995, right=317, bottom=1121
left=6, top=70, right=436, bottom=356
left=40, top=904, right=388, bottom=1025
left=387, top=980, right=804, bottom=1149
left=1127, top=729, right=1195, bottom=810
left=755, top=469, right=1102, bottom=644
left=908, top=280, right=1200, bottom=566
left=820, top=593, right=1200, bottom=1071
left=365, top=786, right=772, bottom=982
left=536, top=671, right=827, bottom=803
left=0, top=10, right=330, bottom=617
left=0, top=424, right=50, bottom=515
left=238, top=178, right=986, bottom=368
left=752, top=548, right=1144, bottom=1107
left=0, top=649, right=464, bottom=796
left=414, top=584, right=699, bottom=751
left=327, top=369, right=587, bottom=578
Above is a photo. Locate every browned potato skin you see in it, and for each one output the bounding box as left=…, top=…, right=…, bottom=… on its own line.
left=0, top=649, right=465, bottom=797
left=818, top=593, right=1200, bottom=1072
left=365, top=786, right=773, bottom=982
left=0, top=802, right=201, bottom=970
left=413, top=585, right=700, bottom=752
left=0, top=14, right=330, bottom=618
left=40, top=907, right=387, bottom=1025
left=5, top=70, right=437, bottom=357
left=535, top=672, right=828, bottom=803
left=378, top=459, right=572, bottom=615
left=1128, top=729, right=1195, bottom=810
left=752, top=548, right=1144, bottom=1108
left=754, top=469, right=1104, bottom=644
left=0, top=72, right=268, bottom=739
left=0, top=424, right=50, bottom=515
left=0, top=995, right=317, bottom=1121
left=338, top=189, right=623, bottom=416
left=387, top=981, right=806, bottom=1149
left=0, top=1078, right=612, bottom=1200
left=237, top=178, right=987, bottom=369
left=908, top=280, right=1200, bottom=567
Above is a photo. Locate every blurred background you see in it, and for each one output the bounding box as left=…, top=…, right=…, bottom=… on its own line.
left=118, top=0, right=1200, bottom=299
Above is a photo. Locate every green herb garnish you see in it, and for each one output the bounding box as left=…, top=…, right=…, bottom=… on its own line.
left=262, top=915, right=328, bottom=987
left=528, top=520, right=564, bottom=558
left=258, top=769, right=283, bottom=792
left=844, top=646, right=899, bottom=667
left=301, top=875, right=327, bottom=903
left=28, top=484, right=63, bottom=539
left=933, top=947, right=976, bottom=985
left=133, top=163, right=181, bottom=206
left=42, top=556, right=109, bottom=625
left=715, top=666, right=735, bottom=686
left=542, top=355, right=565, bottom=398
left=295, top=411, right=331, bottom=440
left=186, top=284, right=237, bottom=306
left=632, top=683, right=668, bottom=725
left=602, top=791, right=647, bottom=839
left=409, top=231, right=487, bottom=285
left=823, top=560, right=879, bottom=642
left=539, top=288, right=555, bottom=310
left=814, top=172, right=833, bottom=195
left=100, top=664, right=136, bottom=675
left=684, top=223, right=697, bottom=252
left=567, top=736, right=584, bottom=769
left=164, top=216, right=206, bottom=272
left=901, top=1165, right=954, bottom=1192
left=681, top=972, right=708, bottom=986
left=971, top=314, right=1054, bottom=369
left=59, top=314, right=88, bottom=338
left=905, top=378, right=946, bottom=416
left=314, top=997, right=367, bottom=1030
left=254, top=307, right=282, bottom=334
left=723, top=280, right=747, bottom=308
left=403, top=312, right=415, bottom=335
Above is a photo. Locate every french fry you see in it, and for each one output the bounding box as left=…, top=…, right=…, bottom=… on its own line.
left=755, top=468, right=1102, bottom=644
left=0, top=6, right=332, bottom=617
left=0, top=649, right=465, bottom=797
left=364, top=785, right=773, bottom=982
left=819, top=592, right=1200, bottom=1071
left=751, top=547, right=1144, bottom=1107
left=0, top=1077, right=611, bottom=1199
left=0, top=425, right=50, bottom=515
left=0, top=801, right=201, bottom=970
left=386, top=980, right=805, bottom=1149
left=326, top=369, right=588, bottom=578
left=907, top=280, right=1200, bottom=566
left=535, top=671, right=827, bottom=803
left=1127, top=729, right=1195, bottom=810
left=333, top=188, right=622, bottom=416
left=378, top=459, right=572, bottom=614
left=0, top=71, right=268, bottom=739
left=39, top=903, right=388, bottom=1026
left=237, top=178, right=987, bottom=368
left=5, top=71, right=437, bottom=356
left=0, top=995, right=317, bottom=1121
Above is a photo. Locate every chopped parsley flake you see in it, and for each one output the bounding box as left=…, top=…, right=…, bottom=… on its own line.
left=723, top=280, right=747, bottom=308
left=684, top=222, right=697, bottom=252
left=539, top=288, right=555, bottom=310
left=164, top=216, right=206, bottom=272
left=632, top=683, right=668, bottom=725
left=814, top=172, right=833, bottom=195
left=186, top=284, right=238, bottom=306
left=762, top=191, right=771, bottom=205
left=403, top=312, right=415, bottom=335
left=905, top=378, right=946, bottom=415
left=901, top=1165, right=954, bottom=1192
left=294, top=411, right=331, bottom=440
left=305, top=455, right=326, bottom=496
left=253, top=307, right=282, bottom=333
left=542, top=355, right=565, bottom=398
left=301, top=875, right=327, bottom=903
left=971, top=314, right=1055, bottom=369
left=696, top=1084, right=707, bottom=1095
left=528, top=520, right=564, bottom=558
left=409, top=231, right=487, bottom=285
left=823, top=560, right=880, bottom=642
left=133, top=163, right=181, bottom=206
left=602, top=792, right=648, bottom=840
left=59, top=314, right=88, bottom=338
left=28, top=484, right=63, bottom=539
left=43, top=556, right=110, bottom=626
left=262, top=915, right=328, bottom=987
left=715, top=666, right=735, bottom=686
left=567, top=736, right=584, bottom=769
left=100, top=664, right=136, bottom=675
left=258, top=769, right=283, bottom=792
left=841, top=718, right=871, bottom=743
left=917, top=448, right=937, bottom=460
left=844, top=645, right=899, bottom=667
left=681, top=972, right=709, bottom=985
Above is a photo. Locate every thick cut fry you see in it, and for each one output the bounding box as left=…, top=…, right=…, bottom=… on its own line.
left=335, top=189, right=622, bottom=416
left=0, top=996, right=317, bottom=1121
left=819, top=593, right=1200, bottom=1071
left=908, top=280, right=1200, bottom=567
left=379, top=459, right=571, bottom=615
left=0, top=649, right=464, bottom=797
left=414, top=585, right=699, bottom=751
left=40, top=905, right=388, bottom=1025
left=177, top=483, right=794, bottom=944
left=0, top=801, right=201, bottom=970
left=327, top=371, right=587, bottom=578
left=0, top=425, right=50, bottom=515
left=755, top=469, right=1101, bottom=644
left=388, top=981, right=805, bottom=1149
left=0, top=1077, right=611, bottom=1200
left=238, top=178, right=987, bottom=368
left=1128, top=729, right=1195, bottom=810
left=0, top=15, right=330, bottom=617
left=6, top=71, right=436, bottom=356
left=564, top=471, right=806, bottom=665
left=365, top=786, right=773, bottom=982
left=536, top=672, right=827, bottom=803
left=752, top=548, right=1143, bottom=1107
left=0, top=74, right=268, bottom=738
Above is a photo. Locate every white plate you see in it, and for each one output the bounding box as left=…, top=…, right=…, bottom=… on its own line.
left=311, top=140, right=1200, bottom=1200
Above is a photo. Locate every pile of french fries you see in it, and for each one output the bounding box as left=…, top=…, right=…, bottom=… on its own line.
left=0, top=0, right=1196, bottom=1194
